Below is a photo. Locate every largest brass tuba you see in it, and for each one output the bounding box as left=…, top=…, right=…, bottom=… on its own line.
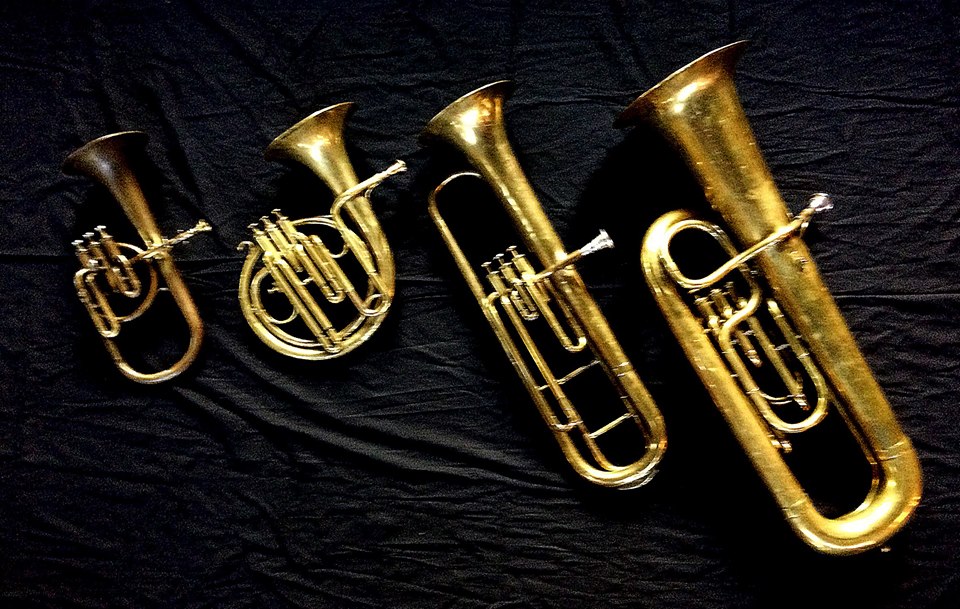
left=421, top=82, right=667, bottom=489
left=65, top=131, right=211, bottom=383
left=618, top=42, right=921, bottom=553
left=238, top=104, right=405, bottom=359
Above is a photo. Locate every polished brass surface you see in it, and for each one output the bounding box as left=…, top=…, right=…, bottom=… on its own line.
left=65, top=131, right=211, bottom=383
left=421, top=82, right=667, bottom=489
left=238, top=103, right=405, bottom=359
left=620, top=41, right=921, bottom=553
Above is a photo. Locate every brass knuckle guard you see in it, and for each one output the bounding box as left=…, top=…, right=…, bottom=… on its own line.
left=64, top=131, right=208, bottom=384
left=421, top=81, right=667, bottom=489
left=624, top=41, right=921, bottom=554
left=238, top=103, right=403, bottom=360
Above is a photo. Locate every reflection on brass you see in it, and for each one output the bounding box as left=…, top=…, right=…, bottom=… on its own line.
left=65, top=132, right=211, bottom=383
left=421, top=82, right=666, bottom=489
left=238, top=104, right=405, bottom=359
left=620, top=42, right=921, bottom=553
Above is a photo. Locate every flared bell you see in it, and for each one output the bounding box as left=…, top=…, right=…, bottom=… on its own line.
left=622, top=41, right=921, bottom=554
left=238, top=104, right=404, bottom=360
left=421, top=81, right=667, bottom=489
left=65, top=131, right=209, bottom=383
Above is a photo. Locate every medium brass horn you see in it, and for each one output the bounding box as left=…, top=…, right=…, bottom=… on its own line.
left=64, top=131, right=211, bottom=383
left=421, top=82, right=667, bottom=489
left=618, top=41, right=921, bottom=553
left=238, top=103, right=405, bottom=359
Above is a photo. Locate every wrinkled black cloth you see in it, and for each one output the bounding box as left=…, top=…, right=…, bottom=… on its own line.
left=1, top=1, right=959, bottom=608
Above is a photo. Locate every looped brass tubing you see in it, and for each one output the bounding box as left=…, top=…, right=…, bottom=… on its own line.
left=421, top=82, right=667, bottom=489
left=64, top=132, right=210, bottom=383
left=237, top=104, right=405, bottom=360
left=621, top=42, right=921, bottom=554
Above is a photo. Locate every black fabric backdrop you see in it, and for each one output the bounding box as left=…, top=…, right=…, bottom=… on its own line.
left=2, top=1, right=959, bottom=608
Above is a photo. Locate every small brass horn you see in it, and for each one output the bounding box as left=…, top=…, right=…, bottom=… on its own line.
left=65, top=131, right=210, bottom=383
left=238, top=104, right=405, bottom=359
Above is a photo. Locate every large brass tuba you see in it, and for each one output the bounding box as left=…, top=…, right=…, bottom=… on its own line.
left=618, top=42, right=922, bottom=553
left=421, top=82, right=667, bottom=489
left=65, top=131, right=211, bottom=383
left=238, top=104, right=405, bottom=359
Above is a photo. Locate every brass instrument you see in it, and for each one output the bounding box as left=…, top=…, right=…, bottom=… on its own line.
left=618, top=42, right=922, bottom=553
left=65, top=131, right=211, bottom=383
left=421, top=81, right=667, bottom=489
left=238, top=104, right=405, bottom=359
